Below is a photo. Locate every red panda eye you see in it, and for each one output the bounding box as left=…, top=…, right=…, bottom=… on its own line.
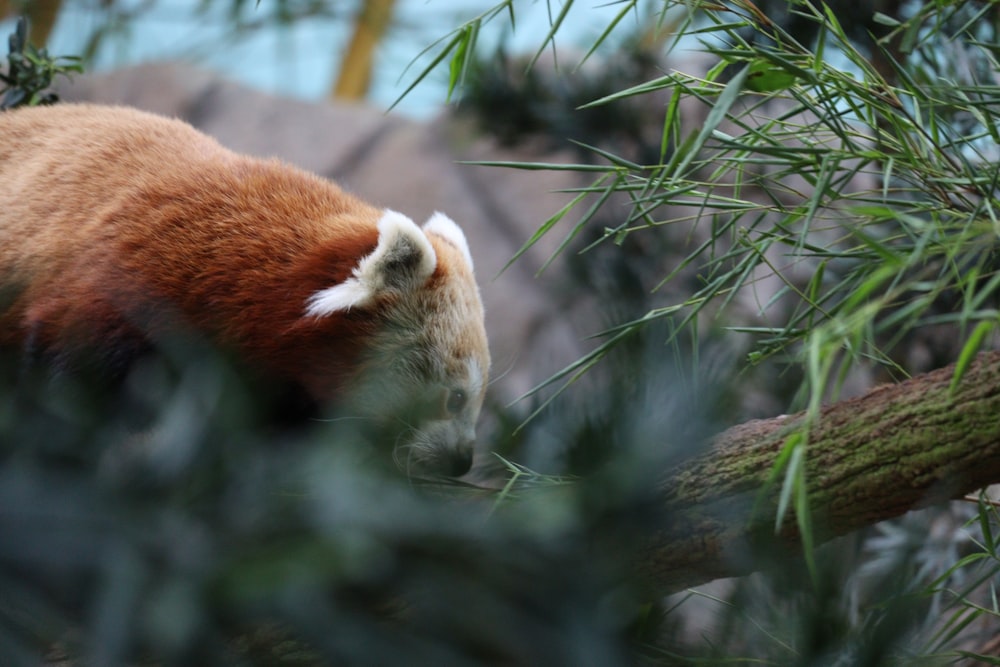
left=445, top=389, right=467, bottom=415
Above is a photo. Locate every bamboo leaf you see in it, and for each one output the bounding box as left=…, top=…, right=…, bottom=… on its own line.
left=446, top=19, right=483, bottom=103
left=670, top=64, right=750, bottom=180
left=389, top=30, right=464, bottom=111
left=951, top=319, right=998, bottom=394
left=774, top=432, right=805, bottom=531
left=526, top=0, right=574, bottom=72
left=577, top=0, right=636, bottom=68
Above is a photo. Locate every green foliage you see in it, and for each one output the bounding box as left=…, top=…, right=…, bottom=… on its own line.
left=471, top=0, right=1000, bottom=402
left=391, top=0, right=514, bottom=109
left=0, top=18, right=82, bottom=110
left=0, top=343, right=674, bottom=665
left=417, top=0, right=1000, bottom=660
left=445, top=0, right=1000, bottom=573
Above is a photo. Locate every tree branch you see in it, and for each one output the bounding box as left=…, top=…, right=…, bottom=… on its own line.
left=642, top=350, right=1000, bottom=593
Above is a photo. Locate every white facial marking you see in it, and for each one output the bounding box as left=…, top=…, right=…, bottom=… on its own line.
left=466, top=357, right=485, bottom=401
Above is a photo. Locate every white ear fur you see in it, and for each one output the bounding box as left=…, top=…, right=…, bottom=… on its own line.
left=304, top=209, right=437, bottom=317
left=423, top=211, right=474, bottom=270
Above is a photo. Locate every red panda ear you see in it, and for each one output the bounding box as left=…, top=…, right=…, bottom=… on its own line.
left=423, top=211, right=474, bottom=271
left=304, top=210, right=437, bottom=317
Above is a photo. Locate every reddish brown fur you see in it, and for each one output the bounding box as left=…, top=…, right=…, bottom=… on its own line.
left=0, top=104, right=428, bottom=402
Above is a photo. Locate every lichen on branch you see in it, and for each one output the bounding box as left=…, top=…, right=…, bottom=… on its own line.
left=642, top=350, right=1000, bottom=593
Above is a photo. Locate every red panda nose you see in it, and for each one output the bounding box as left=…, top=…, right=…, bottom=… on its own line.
left=448, top=448, right=474, bottom=477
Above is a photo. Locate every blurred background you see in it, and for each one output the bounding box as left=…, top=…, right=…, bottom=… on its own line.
left=4, top=1, right=1000, bottom=664
left=0, top=0, right=662, bottom=116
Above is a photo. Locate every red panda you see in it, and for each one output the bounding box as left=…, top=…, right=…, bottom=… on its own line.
left=0, top=103, right=489, bottom=477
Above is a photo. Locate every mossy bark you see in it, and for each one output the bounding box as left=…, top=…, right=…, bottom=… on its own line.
left=643, top=350, right=1000, bottom=593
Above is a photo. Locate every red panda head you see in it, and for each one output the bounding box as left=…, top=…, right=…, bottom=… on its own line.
left=297, top=210, right=489, bottom=477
